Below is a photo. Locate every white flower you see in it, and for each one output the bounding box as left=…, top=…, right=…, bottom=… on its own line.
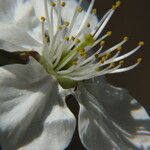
left=0, top=0, right=149, bottom=150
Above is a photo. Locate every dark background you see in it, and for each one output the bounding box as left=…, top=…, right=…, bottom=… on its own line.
left=0, top=0, right=150, bottom=150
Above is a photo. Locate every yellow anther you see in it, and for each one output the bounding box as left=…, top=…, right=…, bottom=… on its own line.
left=92, top=9, right=97, bottom=14
left=100, top=40, right=105, bottom=46
left=117, top=46, right=122, bottom=52
left=80, top=52, right=85, bottom=57
left=107, top=31, right=112, bottom=36
left=116, top=1, right=121, bottom=8
left=123, top=36, right=129, bottom=41
left=71, top=36, right=75, bottom=41
left=95, top=53, right=99, bottom=58
left=110, top=62, right=115, bottom=67
left=112, top=1, right=121, bottom=10
left=137, top=58, right=142, bottom=63
left=64, top=21, right=70, bottom=26
left=138, top=41, right=144, bottom=46
left=119, top=60, right=124, bottom=65
left=64, top=37, right=69, bottom=41
left=76, top=38, right=81, bottom=43
left=72, top=61, right=78, bottom=65
left=79, top=49, right=85, bottom=53
left=112, top=5, right=117, bottom=10
left=87, top=23, right=91, bottom=28
left=77, top=7, right=83, bottom=12
left=105, top=53, right=111, bottom=59
left=96, top=67, right=101, bottom=72
left=51, top=2, right=56, bottom=7
left=100, top=57, right=106, bottom=64
left=61, top=2, right=66, bottom=7
left=58, top=26, right=63, bottom=30
left=83, top=53, right=88, bottom=59
left=40, top=16, right=46, bottom=22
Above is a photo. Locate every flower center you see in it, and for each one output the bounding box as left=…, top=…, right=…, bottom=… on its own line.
left=38, top=0, right=144, bottom=89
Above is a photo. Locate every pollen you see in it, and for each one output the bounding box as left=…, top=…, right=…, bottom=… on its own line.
left=112, top=1, right=121, bottom=10
left=107, top=31, right=112, bottom=36
left=137, top=58, right=142, bottom=63
left=119, top=60, right=124, bottom=65
left=61, top=2, right=66, bottom=7
left=51, top=2, right=56, bottom=7
left=123, top=36, right=129, bottom=41
left=58, top=26, right=63, bottom=30
left=76, top=38, right=81, bottom=43
left=116, top=1, right=121, bottom=8
left=138, top=41, right=144, bottom=46
left=77, top=7, right=83, bottom=12
left=95, top=53, right=99, bottom=58
left=92, top=9, right=97, bottom=14
left=72, top=61, right=78, bottom=65
left=40, top=16, right=46, bottom=22
left=100, top=40, right=105, bottom=46
left=96, top=67, right=101, bottom=72
left=87, top=23, right=91, bottom=28
left=71, top=36, right=75, bottom=41
left=64, top=21, right=70, bottom=27
left=117, top=46, right=123, bottom=52
left=64, top=37, right=70, bottom=41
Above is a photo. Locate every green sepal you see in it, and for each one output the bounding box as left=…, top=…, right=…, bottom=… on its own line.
left=57, top=76, right=78, bottom=89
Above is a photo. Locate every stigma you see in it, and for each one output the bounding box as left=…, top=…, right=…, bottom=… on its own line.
left=39, top=0, right=144, bottom=84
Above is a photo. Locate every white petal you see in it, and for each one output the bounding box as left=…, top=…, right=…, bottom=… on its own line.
left=75, top=77, right=150, bottom=150
left=18, top=105, right=76, bottom=150
left=0, top=57, right=76, bottom=150
left=0, top=0, right=18, bottom=23
left=0, top=23, right=42, bottom=52
left=0, top=39, right=28, bottom=52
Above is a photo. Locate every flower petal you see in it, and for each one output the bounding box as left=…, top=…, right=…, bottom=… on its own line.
left=0, top=57, right=76, bottom=150
left=75, top=77, right=150, bottom=150
left=0, top=39, right=28, bottom=52
left=0, top=23, right=42, bottom=52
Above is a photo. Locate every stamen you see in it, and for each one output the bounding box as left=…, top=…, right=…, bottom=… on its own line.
left=51, top=2, right=56, bottom=7
left=61, top=2, right=66, bottom=7
left=110, top=58, right=142, bottom=73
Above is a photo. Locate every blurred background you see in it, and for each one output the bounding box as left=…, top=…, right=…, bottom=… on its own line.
left=0, top=0, right=149, bottom=150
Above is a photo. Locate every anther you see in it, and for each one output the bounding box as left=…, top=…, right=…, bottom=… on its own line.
left=71, top=36, right=75, bottom=41
left=87, top=23, right=91, bottom=28
left=76, top=38, right=81, bottom=43
left=107, top=31, right=112, bottom=36
left=40, top=16, right=46, bottom=22
left=110, top=62, right=115, bottom=67
left=123, top=36, right=129, bottom=41
left=100, top=40, right=105, bottom=46
left=119, top=60, right=124, bottom=65
left=64, top=21, right=70, bottom=27
left=95, top=53, right=99, bottom=58
left=117, top=46, right=122, bottom=52
left=72, top=61, right=78, bottom=65
left=96, top=67, right=101, bottom=72
left=58, top=26, right=63, bottom=30
left=138, top=41, right=144, bottom=46
left=105, top=53, right=111, bottom=59
left=116, top=1, right=121, bottom=8
left=51, top=2, right=56, bottom=7
left=137, top=58, right=142, bottom=63
left=77, top=7, right=83, bottom=12
left=61, top=2, right=66, bottom=7
left=64, top=37, right=70, bottom=41
left=92, top=9, right=97, bottom=14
